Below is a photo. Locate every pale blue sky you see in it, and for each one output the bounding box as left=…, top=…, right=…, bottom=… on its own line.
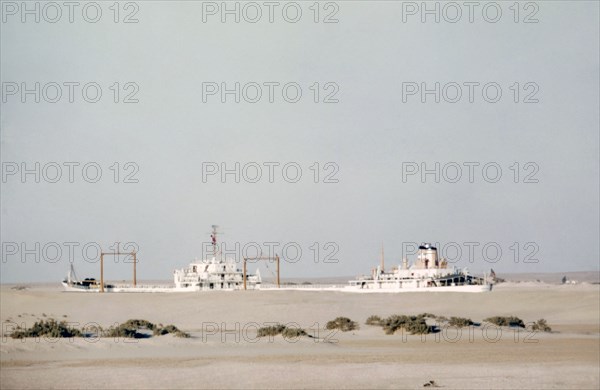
left=1, top=1, right=598, bottom=283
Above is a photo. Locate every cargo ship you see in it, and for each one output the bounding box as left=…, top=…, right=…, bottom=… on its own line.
left=346, top=243, right=492, bottom=292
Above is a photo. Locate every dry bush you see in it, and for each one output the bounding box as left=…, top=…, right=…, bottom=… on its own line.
left=257, top=324, right=286, bottom=337
left=484, top=316, right=525, bottom=328
left=530, top=319, right=552, bottom=332
left=447, top=317, right=474, bottom=327
left=103, top=319, right=190, bottom=338
left=379, top=315, right=432, bottom=335
left=282, top=327, right=307, bottom=338
left=257, top=324, right=307, bottom=339
left=365, top=315, right=382, bottom=326
left=10, top=319, right=82, bottom=339
left=153, top=324, right=190, bottom=338
left=326, top=317, right=358, bottom=332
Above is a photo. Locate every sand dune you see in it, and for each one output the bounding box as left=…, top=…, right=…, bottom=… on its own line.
left=1, top=283, right=599, bottom=389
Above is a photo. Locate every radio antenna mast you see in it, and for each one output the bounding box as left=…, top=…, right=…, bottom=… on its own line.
left=210, top=225, right=220, bottom=257
left=380, top=243, right=385, bottom=273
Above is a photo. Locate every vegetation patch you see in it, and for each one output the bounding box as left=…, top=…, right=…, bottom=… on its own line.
left=326, top=317, right=358, bottom=332
left=530, top=319, right=552, bottom=332
left=10, top=318, right=189, bottom=339
left=379, top=315, right=433, bottom=335
left=153, top=324, right=190, bottom=337
left=103, top=319, right=190, bottom=338
left=483, top=316, right=525, bottom=328
left=257, top=324, right=307, bottom=339
left=368, top=313, right=546, bottom=334
left=10, top=319, right=82, bottom=339
left=257, top=324, right=286, bottom=337
left=282, top=327, right=307, bottom=338
left=447, top=317, right=474, bottom=327
left=365, top=315, right=382, bottom=326
left=365, top=314, right=434, bottom=335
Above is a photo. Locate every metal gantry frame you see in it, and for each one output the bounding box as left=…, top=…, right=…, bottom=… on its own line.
left=99, top=249, right=137, bottom=293
left=243, top=255, right=280, bottom=290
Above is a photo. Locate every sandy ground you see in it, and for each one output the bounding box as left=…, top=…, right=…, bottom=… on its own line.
left=1, top=282, right=599, bottom=389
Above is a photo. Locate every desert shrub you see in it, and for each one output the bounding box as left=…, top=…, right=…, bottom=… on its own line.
left=103, top=325, right=141, bottom=338
left=484, top=316, right=525, bottom=328
left=448, top=317, right=474, bottom=327
left=382, top=315, right=408, bottom=334
left=282, top=327, right=307, bottom=338
left=380, top=315, right=432, bottom=335
left=530, top=319, right=552, bottom=332
left=104, top=319, right=154, bottom=338
left=405, top=319, right=430, bottom=335
left=10, top=317, right=236, bottom=340
left=103, top=319, right=189, bottom=338
left=152, top=324, right=190, bottom=338
left=122, top=319, right=156, bottom=330
left=381, top=315, right=409, bottom=334
left=365, top=315, right=382, bottom=326
left=10, top=319, right=82, bottom=339
left=326, top=317, right=358, bottom=332
left=257, top=324, right=286, bottom=337
left=153, top=324, right=174, bottom=336
left=257, top=324, right=307, bottom=339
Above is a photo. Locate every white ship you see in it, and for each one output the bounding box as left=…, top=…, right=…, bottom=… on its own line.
left=346, top=243, right=492, bottom=293
left=173, top=226, right=261, bottom=291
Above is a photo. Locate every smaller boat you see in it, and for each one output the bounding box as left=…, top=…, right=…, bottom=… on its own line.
left=61, top=264, right=114, bottom=292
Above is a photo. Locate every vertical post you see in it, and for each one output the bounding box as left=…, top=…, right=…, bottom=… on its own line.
left=133, top=252, right=137, bottom=287
left=100, top=253, right=104, bottom=293
left=276, top=255, right=280, bottom=288
left=243, top=259, right=247, bottom=290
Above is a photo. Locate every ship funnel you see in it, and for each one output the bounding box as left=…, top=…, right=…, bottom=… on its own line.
left=417, top=243, right=438, bottom=269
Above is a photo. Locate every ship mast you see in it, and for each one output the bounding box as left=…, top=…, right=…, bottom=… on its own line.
left=210, top=225, right=219, bottom=257
left=380, top=243, right=385, bottom=273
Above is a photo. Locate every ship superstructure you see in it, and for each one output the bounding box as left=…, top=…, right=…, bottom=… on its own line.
left=173, top=225, right=261, bottom=290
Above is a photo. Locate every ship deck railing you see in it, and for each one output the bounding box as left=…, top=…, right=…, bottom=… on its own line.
left=260, top=284, right=346, bottom=290
left=110, top=284, right=174, bottom=289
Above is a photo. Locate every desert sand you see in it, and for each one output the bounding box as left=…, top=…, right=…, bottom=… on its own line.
left=1, top=281, right=599, bottom=389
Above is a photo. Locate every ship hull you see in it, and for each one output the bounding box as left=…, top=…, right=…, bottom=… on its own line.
left=343, top=283, right=492, bottom=293
left=61, top=282, right=490, bottom=293
left=61, top=282, right=260, bottom=293
left=61, top=282, right=101, bottom=292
